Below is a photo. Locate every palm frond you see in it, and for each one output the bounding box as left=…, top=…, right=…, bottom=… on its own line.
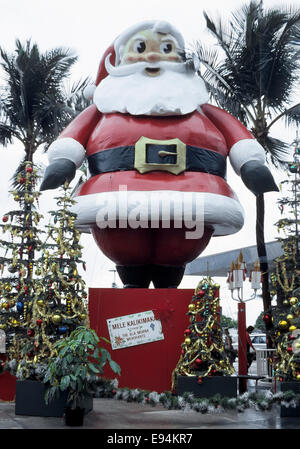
left=63, top=76, right=91, bottom=113
left=283, top=103, right=300, bottom=127
left=202, top=2, right=300, bottom=109
left=255, top=134, right=291, bottom=168
left=0, top=123, right=15, bottom=146
left=9, top=157, right=42, bottom=192
left=0, top=39, right=84, bottom=158
left=196, top=1, right=300, bottom=169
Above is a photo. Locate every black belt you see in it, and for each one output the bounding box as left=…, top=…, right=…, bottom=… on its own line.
left=88, top=143, right=226, bottom=178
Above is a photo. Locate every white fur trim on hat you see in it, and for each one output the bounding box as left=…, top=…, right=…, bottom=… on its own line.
left=114, top=20, right=185, bottom=65
left=48, top=137, right=85, bottom=168
left=229, top=139, right=266, bottom=176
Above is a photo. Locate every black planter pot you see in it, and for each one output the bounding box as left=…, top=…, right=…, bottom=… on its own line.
left=64, top=407, right=85, bottom=427
left=15, top=380, right=93, bottom=417
left=280, top=381, right=300, bottom=418
left=176, top=375, right=237, bottom=398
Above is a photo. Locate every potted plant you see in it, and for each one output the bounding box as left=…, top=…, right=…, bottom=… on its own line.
left=43, top=325, right=121, bottom=426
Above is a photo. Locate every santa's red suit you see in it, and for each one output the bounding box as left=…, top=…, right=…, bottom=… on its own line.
left=41, top=20, right=277, bottom=288
left=47, top=103, right=258, bottom=259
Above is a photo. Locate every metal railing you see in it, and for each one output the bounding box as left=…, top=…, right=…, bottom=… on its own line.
left=256, top=349, right=276, bottom=378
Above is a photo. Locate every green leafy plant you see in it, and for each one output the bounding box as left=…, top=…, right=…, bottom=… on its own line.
left=43, top=326, right=121, bottom=409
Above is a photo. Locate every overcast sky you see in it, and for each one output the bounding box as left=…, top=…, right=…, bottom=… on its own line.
left=0, top=0, right=299, bottom=324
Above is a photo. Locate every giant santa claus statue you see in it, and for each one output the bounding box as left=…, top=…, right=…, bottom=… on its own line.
left=41, top=20, right=277, bottom=288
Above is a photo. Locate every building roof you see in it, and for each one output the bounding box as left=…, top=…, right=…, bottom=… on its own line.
left=185, top=240, right=283, bottom=277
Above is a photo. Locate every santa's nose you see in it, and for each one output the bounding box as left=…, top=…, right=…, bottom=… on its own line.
left=145, top=52, right=161, bottom=62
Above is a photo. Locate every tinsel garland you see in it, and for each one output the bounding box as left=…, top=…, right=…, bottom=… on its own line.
left=92, top=378, right=300, bottom=414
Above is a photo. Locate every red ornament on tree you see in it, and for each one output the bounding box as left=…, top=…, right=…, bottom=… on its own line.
left=2, top=216, right=8, bottom=222
left=26, top=167, right=33, bottom=173
left=263, top=313, right=271, bottom=322
left=197, top=289, right=206, bottom=298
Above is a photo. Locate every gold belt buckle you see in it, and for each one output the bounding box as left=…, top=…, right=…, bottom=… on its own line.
left=134, top=136, right=186, bottom=175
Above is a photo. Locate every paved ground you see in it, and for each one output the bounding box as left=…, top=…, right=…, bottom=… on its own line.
left=0, top=389, right=299, bottom=430
left=0, top=361, right=299, bottom=432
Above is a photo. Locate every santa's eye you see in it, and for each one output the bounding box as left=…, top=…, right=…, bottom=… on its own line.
left=133, top=40, right=146, bottom=53
left=160, top=42, right=173, bottom=54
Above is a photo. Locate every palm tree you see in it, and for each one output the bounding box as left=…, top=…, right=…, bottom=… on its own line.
left=0, top=39, right=88, bottom=171
left=192, top=0, right=300, bottom=312
left=0, top=39, right=88, bottom=292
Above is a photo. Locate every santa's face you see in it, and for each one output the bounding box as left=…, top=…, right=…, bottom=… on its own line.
left=120, top=29, right=181, bottom=77
left=93, top=28, right=209, bottom=116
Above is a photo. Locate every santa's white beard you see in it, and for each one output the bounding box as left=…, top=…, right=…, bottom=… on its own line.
left=93, top=59, right=209, bottom=116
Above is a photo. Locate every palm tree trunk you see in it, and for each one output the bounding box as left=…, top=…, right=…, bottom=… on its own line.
left=23, top=148, right=35, bottom=283
left=256, top=194, right=271, bottom=312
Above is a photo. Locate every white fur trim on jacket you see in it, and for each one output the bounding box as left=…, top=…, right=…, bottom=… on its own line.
left=70, top=190, right=245, bottom=237
left=48, top=137, right=85, bottom=168
left=229, top=139, right=266, bottom=176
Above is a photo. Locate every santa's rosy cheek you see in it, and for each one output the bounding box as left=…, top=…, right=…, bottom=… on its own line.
left=167, top=54, right=181, bottom=62
left=123, top=54, right=144, bottom=64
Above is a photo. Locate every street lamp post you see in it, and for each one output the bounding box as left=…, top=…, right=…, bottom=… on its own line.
left=228, top=253, right=261, bottom=393
left=109, top=269, right=118, bottom=288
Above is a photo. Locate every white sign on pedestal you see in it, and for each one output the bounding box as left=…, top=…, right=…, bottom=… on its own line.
left=107, top=310, right=164, bottom=350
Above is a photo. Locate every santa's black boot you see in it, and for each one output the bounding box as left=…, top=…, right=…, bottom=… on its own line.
left=116, top=265, right=152, bottom=288
left=151, top=265, right=185, bottom=288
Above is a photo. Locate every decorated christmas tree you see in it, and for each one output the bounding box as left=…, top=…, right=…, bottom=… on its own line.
left=269, top=135, right=300, bottom=382
left=273, top=289, right=300, bottom=382
left=172, top=277, right=235, bottom=391
left=0, top=161, right=43, bottom=370
left=15, top=182, right=89, bottom=379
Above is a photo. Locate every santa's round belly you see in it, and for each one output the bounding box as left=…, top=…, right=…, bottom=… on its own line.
left=72, top=170, right=243, bottom=266
left=72, top=170, right=244, bottom=237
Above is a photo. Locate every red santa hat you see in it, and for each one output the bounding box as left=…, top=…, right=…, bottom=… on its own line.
left=83, top=20, right=185, bottom=100
left=83, top=44, right=115, bottom=100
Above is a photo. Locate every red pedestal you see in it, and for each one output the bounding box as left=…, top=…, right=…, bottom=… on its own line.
left=88, top=288, right=193, bottom=393
left=0, top=355, right=16, bottom=402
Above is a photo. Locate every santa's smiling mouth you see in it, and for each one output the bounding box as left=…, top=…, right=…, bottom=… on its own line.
left=145, top=67, right=160, bottom=76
